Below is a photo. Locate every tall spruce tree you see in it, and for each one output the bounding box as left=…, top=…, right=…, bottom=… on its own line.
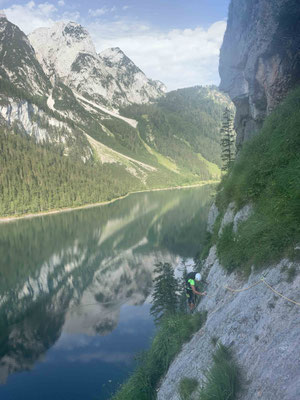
left=150, top=262, right=179, bottom=323
left=220, top=107, right=235, bottom=171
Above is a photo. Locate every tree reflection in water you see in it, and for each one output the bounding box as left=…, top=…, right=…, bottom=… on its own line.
left=0, top=185, right=214, bottom=389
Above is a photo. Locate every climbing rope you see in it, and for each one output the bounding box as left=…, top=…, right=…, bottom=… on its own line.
left=224, top=278, right=300, bottom=307
left=261, top=278, right=300, bottom=307
left=224, top=279, right=262, bottom=293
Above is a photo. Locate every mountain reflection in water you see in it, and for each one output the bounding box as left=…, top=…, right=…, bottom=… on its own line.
left=0, top=185, right=214, bottom=399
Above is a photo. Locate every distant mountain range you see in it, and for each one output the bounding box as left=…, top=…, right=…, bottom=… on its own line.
left=0, top=13, right=233, bottom=216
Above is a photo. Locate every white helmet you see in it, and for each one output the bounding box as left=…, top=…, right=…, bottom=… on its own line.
left=195, top=273, right=202, bottom=281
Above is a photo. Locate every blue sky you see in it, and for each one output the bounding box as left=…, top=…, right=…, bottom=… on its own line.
left=3, top=0, right=230, bottom=90
left=60, top=0, right=230, bottom=30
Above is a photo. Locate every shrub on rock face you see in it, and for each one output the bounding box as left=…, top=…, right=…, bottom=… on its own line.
left=198, top=344, right=240, bottom=400
left=179, top=377, right=199, bottom=400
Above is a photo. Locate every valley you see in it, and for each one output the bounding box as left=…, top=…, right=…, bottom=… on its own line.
left=0, top=14, right=231, bottom=217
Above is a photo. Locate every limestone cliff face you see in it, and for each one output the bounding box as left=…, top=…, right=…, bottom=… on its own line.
left=157, top=204, right=300, bottom=400
left=219, top=0, right=300, bottom=149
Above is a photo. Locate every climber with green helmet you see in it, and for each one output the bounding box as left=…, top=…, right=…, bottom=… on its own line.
left=186, top=272, right=206, bottom=311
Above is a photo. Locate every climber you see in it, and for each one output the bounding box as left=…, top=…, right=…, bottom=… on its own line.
left=186, top=272, right=206, bottom=311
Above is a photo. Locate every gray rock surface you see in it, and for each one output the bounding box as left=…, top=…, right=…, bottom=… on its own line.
left=219, top=0, right=300, bottom=149
left=233, top=204, right=253, bottom=233
left=157, top=246, right=300, bottom=400
left=218, top=201, right=236, bottom=236
left=207, top=202, right=219, bottom=234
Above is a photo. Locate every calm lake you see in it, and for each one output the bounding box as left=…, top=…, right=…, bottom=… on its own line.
left=0, top=185, right=214, bottom=400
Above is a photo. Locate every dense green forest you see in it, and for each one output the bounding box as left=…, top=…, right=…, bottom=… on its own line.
left=0, top=129, right=214, bottom=216
left=0, top=130, right=144, bottom=216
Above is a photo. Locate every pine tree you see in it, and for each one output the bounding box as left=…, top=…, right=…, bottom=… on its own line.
left=150, top=262, right=179, bottom=323
left=220, top=107, right=235, bottom=171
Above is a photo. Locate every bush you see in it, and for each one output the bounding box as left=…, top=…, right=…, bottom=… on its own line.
left=198, top=344, right=240, bottom=400
left=179, top=377, right=199, bottom=400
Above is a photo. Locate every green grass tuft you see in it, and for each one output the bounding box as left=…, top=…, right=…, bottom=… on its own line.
left=179, top=377, right=199, bottom=400
left=198, top=344, right=240, bottom=400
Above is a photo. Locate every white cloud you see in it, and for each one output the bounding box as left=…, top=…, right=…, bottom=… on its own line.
left=88, top=7, right=108, bottom=17
left=122, top=5, right=130, bottom=10
left=88, top=6, right=117, bottom=18
left=4, top=2, right=226, bottom=90
left=4, top=1, right=57, bottom=33
left=88, top=19, right=227, bottom=90
left=62, top=10, right=80, bottom=22
left=58, top=0, right=65, bottom=6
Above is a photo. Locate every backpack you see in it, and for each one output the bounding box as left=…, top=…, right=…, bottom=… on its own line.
left=186, top=272, right=196, bottom=291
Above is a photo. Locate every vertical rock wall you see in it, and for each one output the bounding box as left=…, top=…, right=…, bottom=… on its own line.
left=219, top=0, right=300, bottom=149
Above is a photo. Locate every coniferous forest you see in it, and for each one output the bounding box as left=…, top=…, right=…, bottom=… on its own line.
left=0, top=130, right=143, bottom=216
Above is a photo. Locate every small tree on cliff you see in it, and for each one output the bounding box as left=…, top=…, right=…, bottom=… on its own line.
left=220, top=107, right=236, bottom=171
left=150, top=262, right=179, bottom=323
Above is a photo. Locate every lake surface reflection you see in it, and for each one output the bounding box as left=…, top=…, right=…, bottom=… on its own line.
left=0, top=185, right=214, bottom=399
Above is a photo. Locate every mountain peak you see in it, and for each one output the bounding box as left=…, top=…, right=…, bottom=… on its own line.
left=28, top=21, right=165, bottom=107
left=62, top=21, right=90, bottom=42
left=29, top=21, right=96, bottom=77
left=30, top=21, right=96, bottom=53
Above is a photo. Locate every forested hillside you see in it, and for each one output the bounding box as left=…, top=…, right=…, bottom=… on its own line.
left=0, top=127, right=215, bottom=216
left=0, top=130, right=142, bottom=216
left=121, top=86, right=233, bottom=170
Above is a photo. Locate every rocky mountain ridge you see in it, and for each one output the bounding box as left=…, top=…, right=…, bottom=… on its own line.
left=28, top=21, right=166, bottom=109
left=0, top=14, right=50, bottom=95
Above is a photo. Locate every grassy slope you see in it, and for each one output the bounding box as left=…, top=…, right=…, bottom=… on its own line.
left=214, top=87, right=300, bottom=273
left=112, top=312, right=207, bottom=400
left=120, top=86, right=232, bottom=175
